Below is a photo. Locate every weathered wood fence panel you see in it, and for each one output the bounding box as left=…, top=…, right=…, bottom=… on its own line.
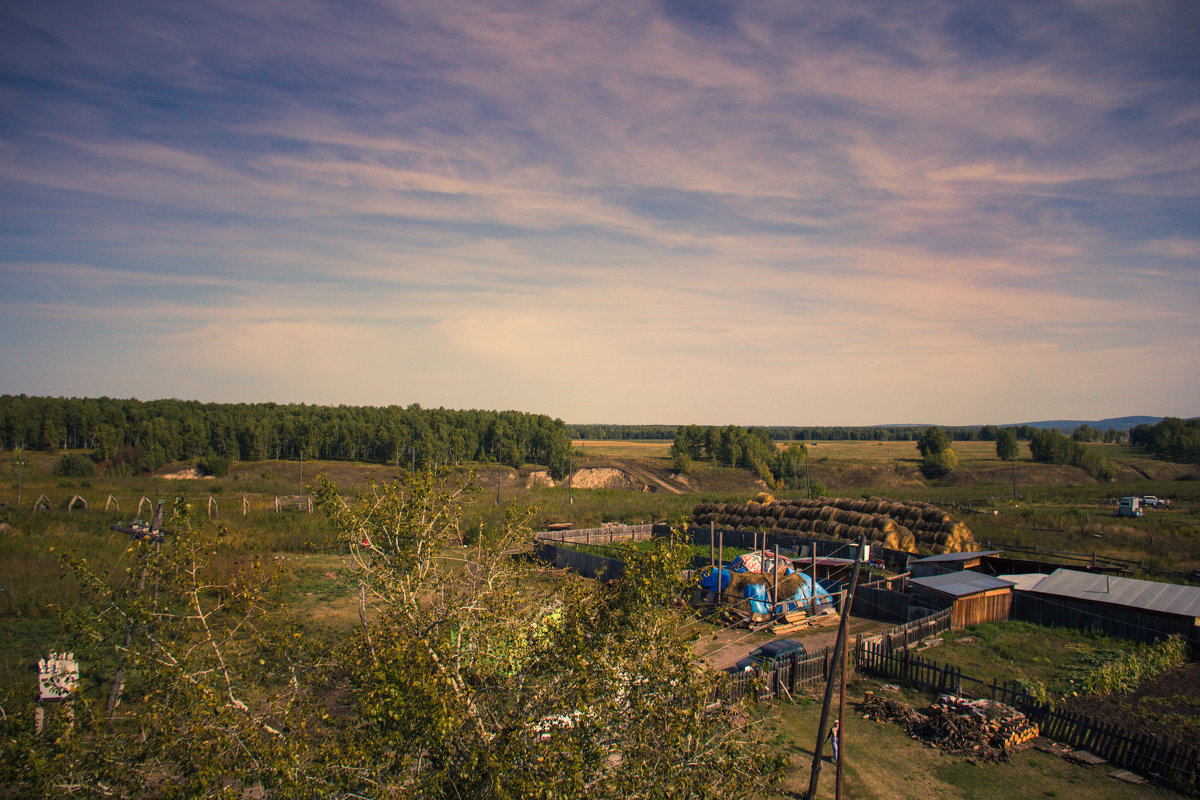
left=989, top=679, right=1199, bottom=794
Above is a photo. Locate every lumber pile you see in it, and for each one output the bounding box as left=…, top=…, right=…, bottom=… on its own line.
left=859, top=692, right=1039, bottom=762
left=770, top=610, right=840, bottom=635
left=691, top=496, right=978, bottom=555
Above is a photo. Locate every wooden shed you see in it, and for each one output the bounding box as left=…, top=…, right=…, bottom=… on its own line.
left=908, top=551, right=1002, bottom=579
left=909, top=571, right=1014, bottom=630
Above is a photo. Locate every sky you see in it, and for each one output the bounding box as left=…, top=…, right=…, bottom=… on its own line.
left=1, top=0, right=1198, bottom=426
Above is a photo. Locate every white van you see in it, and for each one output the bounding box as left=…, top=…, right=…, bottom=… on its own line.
left=1116, top=497, right=1143, bottom=518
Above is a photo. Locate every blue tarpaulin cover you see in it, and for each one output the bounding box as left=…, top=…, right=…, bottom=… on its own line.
left=699, top=567, right=732, bottom=592
left=743, top=582, right=772, bottom=615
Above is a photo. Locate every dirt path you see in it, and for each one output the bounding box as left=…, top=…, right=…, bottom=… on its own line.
left=694, top=617, right=893, bottom=670
left=615, top=460, right=686, bottom=494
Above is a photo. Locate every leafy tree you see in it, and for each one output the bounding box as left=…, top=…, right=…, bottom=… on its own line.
left=995, top=428, right=1019, bottom=462
left=916, top=426, right=951, bottom=458
left=2, top=472, right=786, bottom=797
left=917, top=426, right=956, bottom=478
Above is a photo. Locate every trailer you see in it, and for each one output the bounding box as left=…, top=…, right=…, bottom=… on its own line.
left=1116, top=496, right=1143, bottom=518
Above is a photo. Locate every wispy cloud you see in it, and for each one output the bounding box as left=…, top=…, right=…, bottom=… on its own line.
left=1, top=0, right=1197, bottom=423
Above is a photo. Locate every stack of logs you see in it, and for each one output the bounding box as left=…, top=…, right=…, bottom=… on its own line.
left=690, top=496, right=977, bottom=555
left=859, top=692, right=1039, bottom=762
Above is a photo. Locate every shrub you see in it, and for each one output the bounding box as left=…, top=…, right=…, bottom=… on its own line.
left=51, top=453, right=94, bottom=478
left=921, top=448, right=958, bottom=478
left=197, top=455, right=230, bottom=477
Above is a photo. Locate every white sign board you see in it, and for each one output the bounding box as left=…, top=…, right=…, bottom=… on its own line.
left=38, top=651, right=79, bottom=701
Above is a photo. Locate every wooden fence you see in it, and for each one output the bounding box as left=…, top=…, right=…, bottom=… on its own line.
left=721, top=643, right=840, bottom=703
left=861, top=607, right=953, bottom=653
left=854, top=641, right=1200, bottom=794
left=853, top=641, right=963, bottom=694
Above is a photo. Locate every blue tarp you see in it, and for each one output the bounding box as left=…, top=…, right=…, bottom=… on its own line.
left=699, top=567, right=733, bottom=592
left=743, top=582, right=772, bottom=615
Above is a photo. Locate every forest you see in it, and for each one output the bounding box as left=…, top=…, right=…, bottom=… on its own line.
left=0, top=395, right=572, bottom=477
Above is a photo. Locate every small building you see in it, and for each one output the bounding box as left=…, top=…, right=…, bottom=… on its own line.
left=909, top=571, right=1014, bottom=630
left=908, top=551, right=1002, bottom=579
left=1012, top=568, right=1200, bottom=645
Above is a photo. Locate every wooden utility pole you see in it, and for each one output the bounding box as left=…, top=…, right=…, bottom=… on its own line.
left=805, top=536, right=866, bottom=800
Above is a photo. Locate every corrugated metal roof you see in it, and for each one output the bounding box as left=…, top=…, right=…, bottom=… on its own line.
left=910, top=571, right=1014, bottom=598
left=1029, top=569, right=1200, bottom=618
left=998, top=573, right=1049, bottom=592
left=909, top=551, right=1002, bottom=564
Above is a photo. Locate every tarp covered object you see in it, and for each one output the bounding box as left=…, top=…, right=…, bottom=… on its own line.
left=776, top=574, right=834, bottom=614
left=743, top=582, right=772, bottom=615
left=699, top=567, right=733, bottom=592
left=730, top=551, right=792, bottom=574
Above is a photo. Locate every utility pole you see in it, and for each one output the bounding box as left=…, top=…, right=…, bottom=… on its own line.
left=299, top=452, right=304, bottom=496
left=16, top=449, right=25, bottom=507
left=495, top=430, right=503, bottom=506
left=805, top=536, right=867, bottom=800
left=568, top=454, right=573, bottom=506
left=1011, top=456, right=1017, bottom=500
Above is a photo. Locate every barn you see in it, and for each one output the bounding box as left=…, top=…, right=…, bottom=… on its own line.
left=908, top=571, right=1014, bottom=630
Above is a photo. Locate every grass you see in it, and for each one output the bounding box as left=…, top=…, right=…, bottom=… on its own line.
left=760, top=679, right=1177, bottom=799
left=923, top=621, right=1149, bottom=698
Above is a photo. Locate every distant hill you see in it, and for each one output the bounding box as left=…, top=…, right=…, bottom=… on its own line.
left=1009, top=416, right=1163, bottom=432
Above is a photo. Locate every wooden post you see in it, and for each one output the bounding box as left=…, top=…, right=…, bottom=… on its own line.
left=275, top=496, right=279, bottom=513
left=709, top=521, right=715, bottom=574
left=811, top=550, right=818, bottom=615
left=243, top=496, right=249, bottom=516
left=773, top=544, right=780, bottom=616
left=105, top=495, right=119, bottom=512
left=208, top=496, right=217, bottom=518
left=718, top=530, right=724, bottom=572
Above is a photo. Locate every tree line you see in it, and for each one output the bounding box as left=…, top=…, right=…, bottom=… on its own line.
left=0, top=395, right=572, bottom=477
left=1130, top=417, right=1200, bottom=464
left=570, top=423, right=1088, bottom=442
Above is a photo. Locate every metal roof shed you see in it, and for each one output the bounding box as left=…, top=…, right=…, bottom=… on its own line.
left=1014, top=568, right=1200, bottom=645
left=909, top=572, right=1015, bottom=630
left=908, top=551, right=1002, bottom=579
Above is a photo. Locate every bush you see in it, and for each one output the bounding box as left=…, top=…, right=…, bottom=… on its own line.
left=672, top=452, right=693, bottom=474
left=51, top=453, right=94, bottom=478
left=921, top=448, right=958, bottom=478
left=197, top=455, right=230, bottom=477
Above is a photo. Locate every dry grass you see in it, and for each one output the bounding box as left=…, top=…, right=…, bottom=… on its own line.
left=573, top=440, right=673, bottom=458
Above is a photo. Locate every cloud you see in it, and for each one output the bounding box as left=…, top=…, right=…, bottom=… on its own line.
left=0, top=0, right=1197, bottom=423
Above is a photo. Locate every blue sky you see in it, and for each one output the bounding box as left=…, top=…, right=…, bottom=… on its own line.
left=1, top=0, right=1197, bottom=425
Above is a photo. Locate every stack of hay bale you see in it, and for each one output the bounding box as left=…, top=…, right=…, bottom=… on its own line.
left=690, top=496, right=977, bottom=555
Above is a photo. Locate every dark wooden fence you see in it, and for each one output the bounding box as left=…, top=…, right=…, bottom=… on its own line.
left=853, top=640, right=963, bottom=694
left=861, top=608, right=953, bottom=653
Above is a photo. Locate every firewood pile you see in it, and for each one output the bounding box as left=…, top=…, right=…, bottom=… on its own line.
left=859, top=692, right=1039, bottom=762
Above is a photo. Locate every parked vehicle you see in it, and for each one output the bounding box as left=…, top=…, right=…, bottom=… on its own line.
left=1141, top=495, right=1169, bottom=508
left=1117, top=496, right=1143, bottom=518
left=729, top=638, right=808, bottom=673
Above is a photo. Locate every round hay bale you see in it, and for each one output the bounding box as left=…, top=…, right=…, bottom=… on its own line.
left=755, top=492, right=776, bottom=506
left=818, top=506, right=837, bottom=521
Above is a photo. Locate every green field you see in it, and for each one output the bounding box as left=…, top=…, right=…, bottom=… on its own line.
left=2, top=440, right=1199, bottom=797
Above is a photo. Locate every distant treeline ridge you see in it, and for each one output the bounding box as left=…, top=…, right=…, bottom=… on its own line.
left=0, top=395, right=571, bottom=476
